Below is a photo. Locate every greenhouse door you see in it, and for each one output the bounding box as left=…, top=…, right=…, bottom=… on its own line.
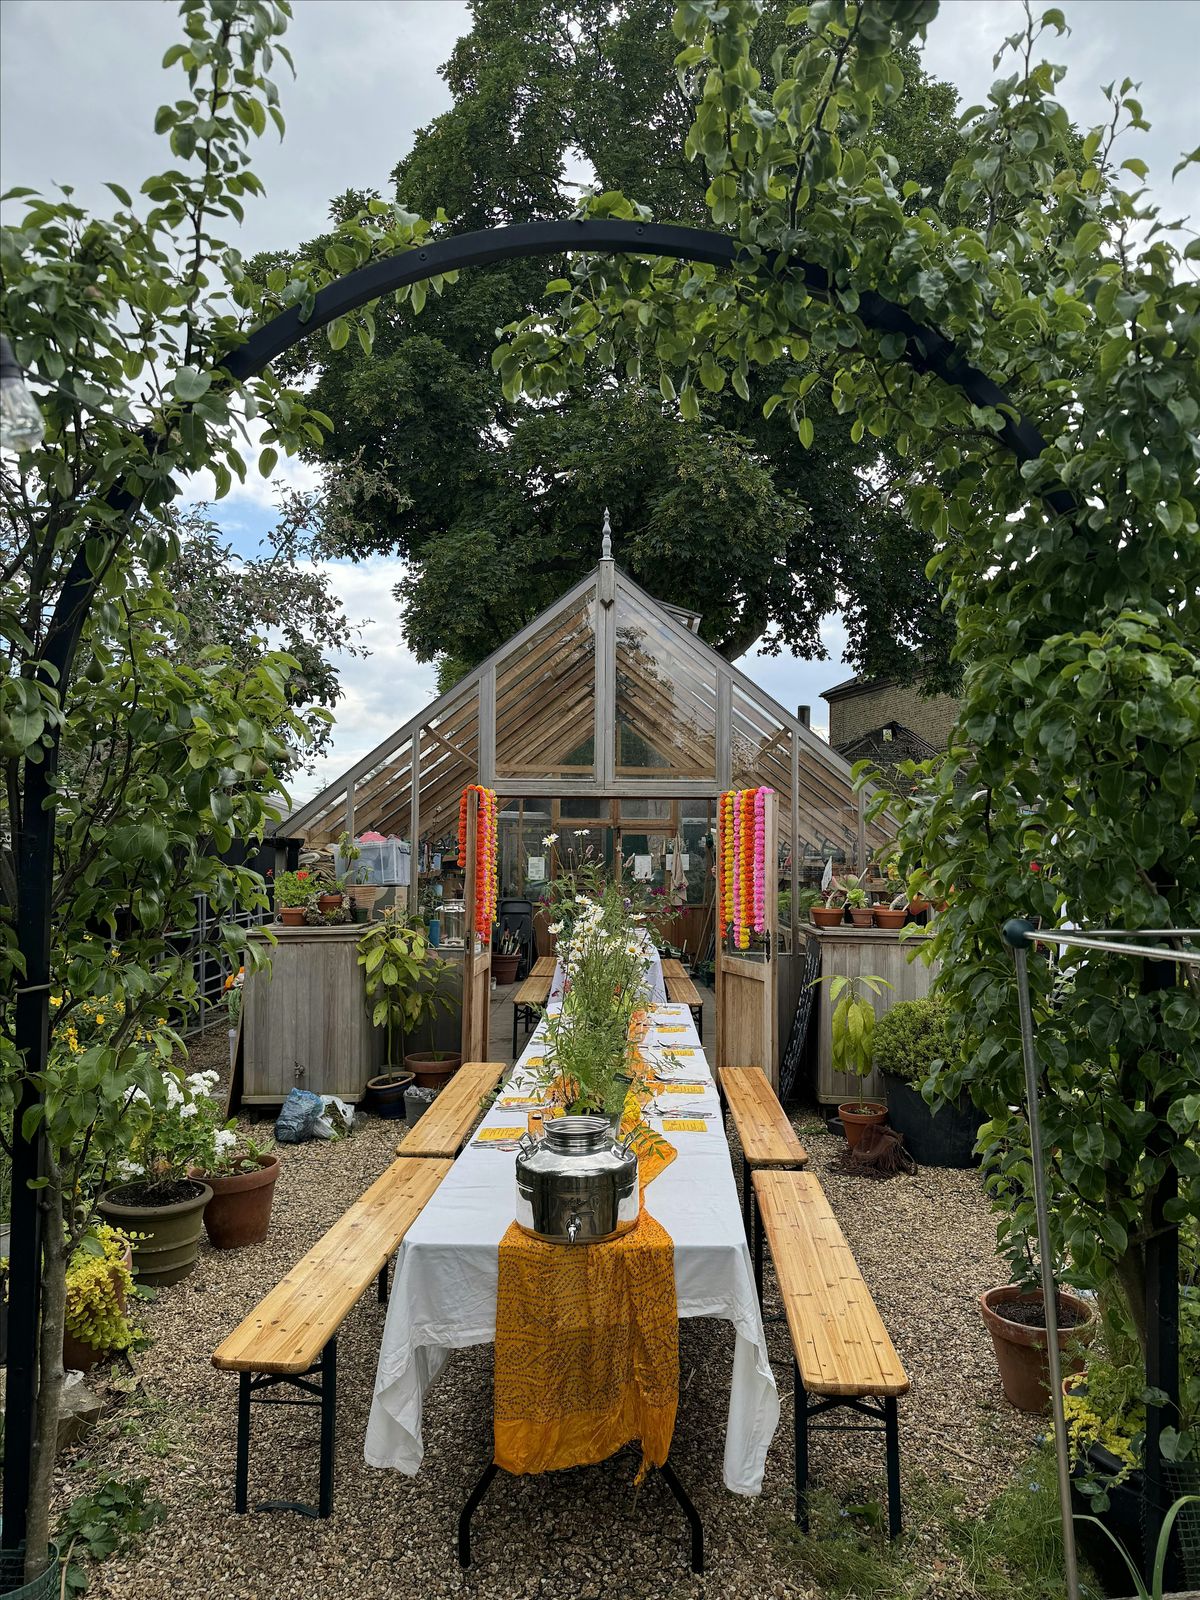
left=715, top=789, right=779, bottom=1089
left=460, top=787, right=492, bottom=1063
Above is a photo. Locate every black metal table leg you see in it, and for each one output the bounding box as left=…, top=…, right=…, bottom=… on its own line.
left=658, top=1460, right=704, bottom=1574
left=318, top=1336, right=337, bottom=1517
left=884, top=1394, right=901, bottom=1539
left=458, top=1460, right=499, bottom=1567
left=741, top=1153, right=752, bottom=1246
left=377, top=1259, right=390, bottom=1304
left=794, top=1361, right=809, bottom=1532
left=512, top=1003, right=518, bottom=1057
left=235, top=1371, right=251, bottom=1513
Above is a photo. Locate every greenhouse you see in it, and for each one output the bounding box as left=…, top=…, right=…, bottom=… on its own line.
left=277, top=537, right=891, bottom=959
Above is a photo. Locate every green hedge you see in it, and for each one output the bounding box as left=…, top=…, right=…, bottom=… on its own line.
left=872, top=996, right=951, bottom=1087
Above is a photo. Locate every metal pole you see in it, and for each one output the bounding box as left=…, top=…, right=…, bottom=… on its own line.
left=1003, top=919, right=1081, bottom=1600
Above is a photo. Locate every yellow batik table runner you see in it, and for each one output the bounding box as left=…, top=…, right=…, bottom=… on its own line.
left=493, top=1129, right=678, bottom=1479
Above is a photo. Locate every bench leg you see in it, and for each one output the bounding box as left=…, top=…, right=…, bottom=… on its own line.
left=458, top=1459, right=498, bottom=1567
left=742, top=1153, right=752, bottom=1247
left=658, top=1460, right=704, bottom=1574
left=235, top=1371, right=251, bottom=1514
left=512, top=1003, right=519, bottom=1058
left=318, top=1336, right=337, bottom=1518
left=693, top=1005, right=703, bottom=1044
left=377, top=1258, right=390, bottom=1304
left=885, top=1395, right=901, bottom=1539
left=794, top=1362, right=809, bottom=1532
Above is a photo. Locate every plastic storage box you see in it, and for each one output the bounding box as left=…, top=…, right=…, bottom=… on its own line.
left=334, top=836, right=411, bottom=887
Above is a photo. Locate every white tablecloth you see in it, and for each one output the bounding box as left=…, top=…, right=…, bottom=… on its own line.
left=549, top=930, right=666, bottom=1006
left=365, top=1005, right=779, bottom=1494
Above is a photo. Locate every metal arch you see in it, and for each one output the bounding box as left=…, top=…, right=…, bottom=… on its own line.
left=223, top=218, right=1074, bottom=519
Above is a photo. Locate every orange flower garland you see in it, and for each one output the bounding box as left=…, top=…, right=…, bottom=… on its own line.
left=458, top=784, right=499, bottom=938
left=717, top=786, right=772, bottom=951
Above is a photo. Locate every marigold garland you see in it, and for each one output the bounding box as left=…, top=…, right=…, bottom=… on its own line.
left=458, top=784, right=499, bottom=938
left=717, top=786, right=773, bottom=949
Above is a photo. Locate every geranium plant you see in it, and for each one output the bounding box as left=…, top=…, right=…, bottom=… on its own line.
left=274, top=869, right=316, bottom=909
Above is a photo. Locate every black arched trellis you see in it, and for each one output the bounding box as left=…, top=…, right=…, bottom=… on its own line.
left=5, top=215, right=1082, bottom=1555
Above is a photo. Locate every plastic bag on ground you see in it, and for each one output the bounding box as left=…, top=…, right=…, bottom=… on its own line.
left=315, top=1096, right=355, bottom=1140
left=275, top=1087, right=324, bottom=1143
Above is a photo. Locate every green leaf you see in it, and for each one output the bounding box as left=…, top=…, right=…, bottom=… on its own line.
left=172, top=367, right=211, bottom=402
left=258, top=447, right=278, bottom=479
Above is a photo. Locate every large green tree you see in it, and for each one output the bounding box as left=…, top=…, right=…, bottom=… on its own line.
left=496, top=0, right=1200, bottom=1387
left=269, top=0, right=962, bottom=685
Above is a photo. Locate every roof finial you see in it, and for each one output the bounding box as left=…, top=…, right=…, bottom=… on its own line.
left=601, top=507, right=612, bottom=560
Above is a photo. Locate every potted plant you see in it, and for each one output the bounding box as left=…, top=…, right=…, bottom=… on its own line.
left=812, top=972, right=892, bottom=1147
left=840, top=874, right=874, bottom=928
left=363, top=1067, right=416, bottom=1118
left=190, top=1127, right=280, bottom=1250
left=979, top=1281, right=1099, bottom=1412
left=872, top=997, right=980, bottom=1166
left=873, top=891, right=908, bottom=930
left=317, top=875, right=345, bottom=915
left=97, top=1069, right=216, bottom=1286
left=61, top=1225, right=138, bottom=1374
left=809, top=884, right=846, bottom=928
left=274, top=868, right=315, bottom=926
left=358, top=910, right=461, bottom=1089
left=492, top=922, right=522, bottom=984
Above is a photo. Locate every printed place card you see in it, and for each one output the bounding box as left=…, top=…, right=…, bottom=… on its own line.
left=499, top=1095, right=543, bottom=1107
left=660, top=1083, right=707, bottom=1094
left=661, top=1047, right=697, bottom=1057
left=523, top=1056, right=545, bottom=1069
left=654, top=1024, right=688, bottom=1033
left=662, top=1118, right=707, bottom=1133
left=476, top=1126, right=526, bottom=1141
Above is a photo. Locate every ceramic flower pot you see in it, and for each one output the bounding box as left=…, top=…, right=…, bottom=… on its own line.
left=491, top=953, right=520, bottom=984
left=365, top=1070, right=415, bottom=1118
left=847, top=906, right=875, bottom=928
left=405, top=1051, right=462, bottom=1089
left=810, top=905, right=844, bottom=928
left=190, top=1154, right=280, bottom=1250
left=317, top=892, right=343, bottom=914
left=837, top=1100, right=888, bottom=1149
left=279, top=905, right=306, bottom=926
left=97, top=1180, right=212, bottom=1287
left=979, top=1285, right=1098, bottom=1412
left=62, top=1242, right=133, bottom=1374
left=873, top=907, right=907, bottom=929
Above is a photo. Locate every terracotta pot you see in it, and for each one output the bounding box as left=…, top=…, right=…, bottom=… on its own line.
left=279, top=905, right=306, bottom=926
left=491, top=952, right=520, bottom=984
left=847, top=906, right=874, bottom=928
left=810, top=905, right=844, bottom=928
left=365, top=1070, right=415, bottom=1118
left=405, top=1051, right=462, bottom=1089
left=838, top=1100, right=888, bottom=1149
left=190, top=1154, right=280, bottom=1249
left=97, top=1180, right=212, bottom=1286
left=979, top=1284, right=1098, bottom=1412
left=317, top=892, right=343, bottom=914
left=873, top=907, right=907, bottom=929
left=62, top=1243, right=133, bottom=1373
left=907, top=896, right=931, bottom=916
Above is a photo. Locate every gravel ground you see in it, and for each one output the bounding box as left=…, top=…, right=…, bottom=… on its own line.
left=52, top=1028, right=1038, bottom=1600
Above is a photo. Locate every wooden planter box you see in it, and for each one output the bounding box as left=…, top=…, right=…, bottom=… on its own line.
left=808, top=926, right=939, bottom=1106
left=242, top=926, right=386, bottom=1105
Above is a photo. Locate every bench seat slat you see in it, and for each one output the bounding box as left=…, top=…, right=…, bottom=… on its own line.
left=212, top=1156, right=451, bottom=1375
left=719, top=1067, right=808, bottom=1168
left=531, top=955, right=556, bottom=978
left=397, top=1061, right=506, bottom=1159
left=661, top=959, right=702, bottom=1010
left=752, top=1169, right=909, bottom=1398
left=513, top=972, right=551, bottom=1007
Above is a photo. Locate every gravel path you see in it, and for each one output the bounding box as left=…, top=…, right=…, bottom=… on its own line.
left=53, top=1034, right=1037, bottom=1600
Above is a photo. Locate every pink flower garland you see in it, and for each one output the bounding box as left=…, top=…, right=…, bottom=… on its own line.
left=731, top=786, right=743, bottom=949
left=753, top=786, right=768, bottom=932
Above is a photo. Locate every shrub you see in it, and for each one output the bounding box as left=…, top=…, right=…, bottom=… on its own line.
left=872, top=996, right=951, bottom=1088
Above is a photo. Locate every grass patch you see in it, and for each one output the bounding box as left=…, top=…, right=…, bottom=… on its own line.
left=773, top=1445, right=1105, bottom=1599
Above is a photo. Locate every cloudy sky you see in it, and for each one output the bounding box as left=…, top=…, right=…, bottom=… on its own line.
left=3, top=0, right=1197, bottom=803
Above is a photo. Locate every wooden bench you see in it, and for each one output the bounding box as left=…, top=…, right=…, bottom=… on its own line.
left=397, top=1061, right=506, bottom=1157
left=752, top=1169, right=910, bottom=1538
left=718, top=1067, right=807, bottom=1297
left=512, top=969, right=552, bottom=1054
left=661, top=958, right=704, bottom=1040
left=212, top=1156, right=450, bottom=1517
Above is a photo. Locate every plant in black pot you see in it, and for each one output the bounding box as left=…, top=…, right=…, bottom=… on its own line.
left=359, top=910, right=461, bottom=1098
left=872, top=996, right=982, bottom=1168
